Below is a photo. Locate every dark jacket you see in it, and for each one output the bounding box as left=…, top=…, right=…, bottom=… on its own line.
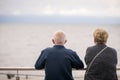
left=84, top=44, right=118, bottom=80
left=35, top=45, right=84, bottom=80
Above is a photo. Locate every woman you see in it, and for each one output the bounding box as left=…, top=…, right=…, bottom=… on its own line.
left=84, top=29, right=118, bottom=80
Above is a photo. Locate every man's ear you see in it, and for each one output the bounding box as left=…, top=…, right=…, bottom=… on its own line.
left=52, top=39, right=55, bottom=44
left=64, top=40, right=67, bottom=44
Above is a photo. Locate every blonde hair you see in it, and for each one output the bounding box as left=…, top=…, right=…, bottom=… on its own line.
left=52, top=30, right=66, bottom=44
left=93, top=29, right=108, bottom=44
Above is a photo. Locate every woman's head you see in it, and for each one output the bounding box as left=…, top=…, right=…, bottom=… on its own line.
left=93, top=28, right=108, bottom=44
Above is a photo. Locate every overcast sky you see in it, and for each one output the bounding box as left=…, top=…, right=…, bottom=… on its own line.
left=0, top=0, right=120, bottom=17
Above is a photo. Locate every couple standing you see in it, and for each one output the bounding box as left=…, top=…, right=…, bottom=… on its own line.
left=35, top=29, right=118, bottom=80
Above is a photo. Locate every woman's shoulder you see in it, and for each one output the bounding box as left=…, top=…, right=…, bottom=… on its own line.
left=106, top=46, right=117, bottom=53
left=86, top=45, right=97, bottom=51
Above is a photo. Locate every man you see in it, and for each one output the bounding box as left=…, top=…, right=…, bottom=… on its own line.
left=35, top=30, right=84, bottom=80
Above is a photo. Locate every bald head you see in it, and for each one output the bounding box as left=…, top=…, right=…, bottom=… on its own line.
left=52, top=31, right=67, bottom=45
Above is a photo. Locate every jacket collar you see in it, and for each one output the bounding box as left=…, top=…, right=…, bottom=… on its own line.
left=53, top=45, right=65, bottom=48
left=96, top=43, right=107, bottom=47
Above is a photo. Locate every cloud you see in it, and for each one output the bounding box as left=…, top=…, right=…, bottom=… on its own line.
left=0, top=0, right=120, bottom=17
left=13, top=10, right=22, bottom=16
left=59, top=8, right=89, bottom=16
left=41, top=5, right=57, bottom=15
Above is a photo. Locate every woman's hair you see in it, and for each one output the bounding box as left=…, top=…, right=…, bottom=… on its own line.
left=93, top=29, right=108, bottom=44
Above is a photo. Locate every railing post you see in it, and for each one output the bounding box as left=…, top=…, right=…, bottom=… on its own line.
left=26, top=75, right=28, bottom=79
left=16, top=70, right=20, bottom=80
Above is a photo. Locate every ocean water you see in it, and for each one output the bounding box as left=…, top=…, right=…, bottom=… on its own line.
left=0, top=23, right=120, bottom=68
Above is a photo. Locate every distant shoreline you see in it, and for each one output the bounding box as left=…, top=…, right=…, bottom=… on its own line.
left=0, top=15, right=120, bottom=24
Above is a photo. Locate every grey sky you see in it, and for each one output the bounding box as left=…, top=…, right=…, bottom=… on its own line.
left=0, top=0, right=120, bottom=17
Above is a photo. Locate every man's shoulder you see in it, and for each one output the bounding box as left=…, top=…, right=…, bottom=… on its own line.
left=43, top=47, right=53, bottom=51
left=64, top=48, right=76, bottom=54
left=42, top=46, right=76, bottom=54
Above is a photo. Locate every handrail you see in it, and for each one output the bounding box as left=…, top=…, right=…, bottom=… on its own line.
left=0, top=67, right=120, bottom=70
left=0, top=67, right=120, bottom=80
left=0, top=67, right=35, bottom=70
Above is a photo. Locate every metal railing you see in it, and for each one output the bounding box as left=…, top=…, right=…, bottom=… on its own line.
left=0, top=67, right=120, bottom=80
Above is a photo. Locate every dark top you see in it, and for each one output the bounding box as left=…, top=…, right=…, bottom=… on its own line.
left=84, top=44, right=118, bottom=80
left=35, top=45, right=84, bottom=80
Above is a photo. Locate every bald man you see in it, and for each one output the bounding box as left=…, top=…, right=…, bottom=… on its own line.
left=35, top=31, right=84, bottom=80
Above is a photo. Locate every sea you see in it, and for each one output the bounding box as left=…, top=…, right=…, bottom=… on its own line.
left=0, top=23, right=120, bottom=79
